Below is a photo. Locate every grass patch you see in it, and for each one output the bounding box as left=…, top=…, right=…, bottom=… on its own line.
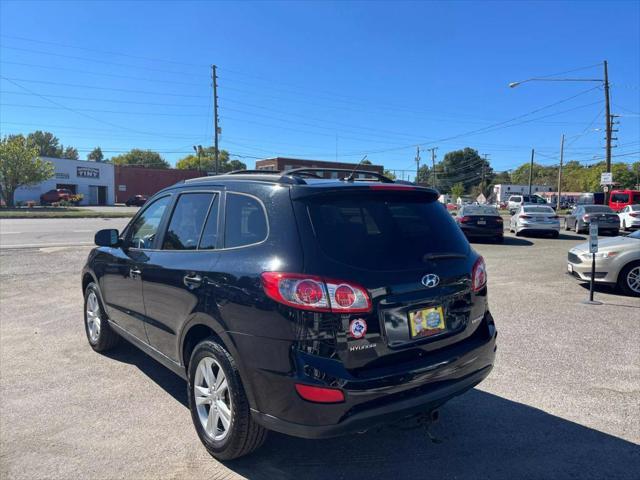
left=0, top=207, right=134, bottom=219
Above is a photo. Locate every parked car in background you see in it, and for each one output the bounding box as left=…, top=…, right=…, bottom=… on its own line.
left=567, top=229, right=640, bottom=297
left=576, top=192, right=605, bottom=206
left=455, top=205, right=504, bottom=242
left=509, top=205, right=560, bottom=237
left=125, top=195, right=148, bottom=207
left=618, top=204, right=640, bottom=231
left=40, top=188, right=73, bottom=205
left=609, top=189, right=640, bottom=212
left=82, top=169, right=497, bottom=460
left=507, top=194, right=552, bottom=214
left=564, top=205, right=620, bottom=235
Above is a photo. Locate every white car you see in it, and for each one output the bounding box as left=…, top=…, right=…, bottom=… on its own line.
left=618, top=204, right=640, bottom=231
left=507, top=194, right=551, bottom=214
left=509, top=205, right=560, bottom=237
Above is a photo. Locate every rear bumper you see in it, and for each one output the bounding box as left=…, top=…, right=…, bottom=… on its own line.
left=516, top=223, right=560, bottom=233
left=251, top=365, right=492, bottom=439
left=247, top=314, right=497, bottom=439
left=460, top=225, right=503, bottom=237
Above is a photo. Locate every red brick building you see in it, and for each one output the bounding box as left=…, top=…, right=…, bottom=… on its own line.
left=114, top=165, right=203, bottom=203
left=255, top=157, right=384, bottom=178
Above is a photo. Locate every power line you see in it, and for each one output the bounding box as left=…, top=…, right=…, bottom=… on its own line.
left=0, top=77, right=209, bottom=98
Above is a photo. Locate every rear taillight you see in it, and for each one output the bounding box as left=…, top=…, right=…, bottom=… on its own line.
left=261, top=272, right=371, bottom=313
left=471, top=256, right=487, bottom=292
left=519, top=215, right=532, bottom=219
left=551, top=215, right=559, bottom=219
left=630, top=213, right=639, bottom=218
left=295, top=384, right=345, bottom=403
left=457, top=216, right=471, bottom=223
left=583, top=215, right=591, bottom=221
left=496, top=217, right=503, bottom=223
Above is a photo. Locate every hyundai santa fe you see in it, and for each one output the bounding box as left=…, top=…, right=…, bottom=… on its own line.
left=81, top=168, right=497, bottom=460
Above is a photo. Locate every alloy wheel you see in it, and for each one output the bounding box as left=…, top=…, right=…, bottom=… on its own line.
left=86, top=291, right=102, bottom=343
left=194, top=357, right=232, bottom=441
left=626, top=266, right=640, bottom=294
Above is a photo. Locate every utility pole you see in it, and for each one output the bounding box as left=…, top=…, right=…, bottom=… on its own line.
left=415, top=146, right=421, bottom=183
left=603, top=60, right=612, bottom=204
left=212, top=65, right=220, bottom=176
left=481, top=153, right=490, bottom=196
left=557, top=134, right=564, bottom=211
left=426, top=147, right=438, bottom=189
left=528, top=148, right=535, bottom=197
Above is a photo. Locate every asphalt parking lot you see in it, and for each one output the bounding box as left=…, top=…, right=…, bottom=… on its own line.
left=0, top=224, right=638, bottom=479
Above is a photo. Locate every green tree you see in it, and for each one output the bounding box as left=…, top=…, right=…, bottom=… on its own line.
left=0, top=135, right=54, bottom=207
left=175, top=148, right=245, bottom=173
left=62, top=146, right=79, bottom=160
left=26, top=130, right=62, bottom=157
left=436, top=148, right=492, bottom=193
left=384, top=169, right=397, bottom=180
left=416, top=164, right=430, bottom=183
left=88, top=147, right=104, bottom=162
left=450, top=182, right=465, bottom=200
left=111, top=149, right=170, bottom=169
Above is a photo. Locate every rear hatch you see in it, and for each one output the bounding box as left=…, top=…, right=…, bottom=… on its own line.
left=291, top=185, right=486, bottom=372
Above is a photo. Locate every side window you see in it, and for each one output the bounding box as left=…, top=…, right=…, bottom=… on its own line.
left=224, top=193, right=268, bottom=248
left=162, top=193, right=214, bottom=250
left=199, top=195, right=220, bottom=250
left=129, top=196, right=172, bottom=249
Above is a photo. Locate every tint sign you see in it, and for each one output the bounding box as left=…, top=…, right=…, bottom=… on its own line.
left=77, top=166, right=100, bottom=179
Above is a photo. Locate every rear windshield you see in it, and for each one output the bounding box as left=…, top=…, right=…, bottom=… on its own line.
left=305, top=193, right=468, bottom=270
left=461, top=206, right=499, bottom=215
left=583, top=205, right=613, bottom=213
left=509, top=196, right=522, bottom=202
left=611, top=193, right=629, bottom=203
left=523, top=206, right=554, bottom=214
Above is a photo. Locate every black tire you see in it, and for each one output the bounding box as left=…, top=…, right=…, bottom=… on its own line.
left=83, top=283, right=120, bottom=352
left=187, top=338, right=267, bottom=460
left=617, top=261, right=640, bottom=297
left=564, top=220, right=570, bottom=231
left=622, top=220, right=627, bottom=231
left=575, top=221, right=582, bottom=234
left=551, top=231, right=559, bottom=239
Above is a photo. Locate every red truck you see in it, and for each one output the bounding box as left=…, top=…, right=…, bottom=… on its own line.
left=40, top=188, right=73, bottom=205
left=609, top=189, right=640, bottom=212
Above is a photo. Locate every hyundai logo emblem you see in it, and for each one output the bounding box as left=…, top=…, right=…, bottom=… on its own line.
left=421, top=274, right=440, bottom=288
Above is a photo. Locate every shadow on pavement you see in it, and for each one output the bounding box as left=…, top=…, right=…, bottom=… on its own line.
left=103, top=342, right=189, bottom=407
left=557, top=233, right=587, bottom=241
left=499, top=236, right=534, bottom=246
left=101, top=344, right=640, bottom=479
left=229, top=389, right=640, bottom=480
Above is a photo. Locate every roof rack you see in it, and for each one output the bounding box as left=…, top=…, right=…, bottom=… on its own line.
left=225, top=169, right=280, bottom=175
left=282, top=168, right=394, bottom=183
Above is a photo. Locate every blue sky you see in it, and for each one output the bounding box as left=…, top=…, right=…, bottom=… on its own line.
left=0, top=0, right=638, bottom=178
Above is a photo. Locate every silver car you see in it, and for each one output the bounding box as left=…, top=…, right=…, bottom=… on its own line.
left=509, top=205, right=560, bottom=237
left=567, top=229, right=640, bottom=297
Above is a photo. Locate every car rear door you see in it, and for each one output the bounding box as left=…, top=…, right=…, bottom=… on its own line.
left=140, top=190, right=221, bottom=362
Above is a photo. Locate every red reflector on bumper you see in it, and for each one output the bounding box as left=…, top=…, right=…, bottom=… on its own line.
left=295, top=384, right=345, bottom=403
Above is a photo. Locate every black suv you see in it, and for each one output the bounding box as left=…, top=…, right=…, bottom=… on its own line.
left=82, top=169, right=497, bottom=460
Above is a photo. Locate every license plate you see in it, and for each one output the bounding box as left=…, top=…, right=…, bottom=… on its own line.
left=477, top=220, right=486, bottom=225
left=567, top=264, right=573, bottom=273
left=408, top=306, right=445, bottom=339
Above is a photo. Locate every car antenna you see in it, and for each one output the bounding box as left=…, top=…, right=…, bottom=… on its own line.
left=346, top=155, right=368, bottom=182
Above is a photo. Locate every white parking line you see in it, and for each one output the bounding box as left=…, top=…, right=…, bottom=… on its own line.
left=0, top=232, right=23, bottom=234
left=0, top=242, right=94, bottom=249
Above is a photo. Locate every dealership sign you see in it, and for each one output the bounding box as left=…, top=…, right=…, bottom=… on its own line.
left=77, top=166, right=100, bottom=179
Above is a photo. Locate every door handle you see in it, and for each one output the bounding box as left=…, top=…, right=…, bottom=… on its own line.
left=183, top=273, right=203, bottom=289
left=130, top=267, right=142, bottom=278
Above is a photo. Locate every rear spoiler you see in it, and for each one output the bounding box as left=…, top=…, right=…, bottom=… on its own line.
left=290, top=183, right=440, bottom=201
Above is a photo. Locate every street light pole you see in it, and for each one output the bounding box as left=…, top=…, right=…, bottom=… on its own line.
left=509, top=61, right=613, bottom=202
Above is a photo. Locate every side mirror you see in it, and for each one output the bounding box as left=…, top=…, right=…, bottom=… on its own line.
left=95, top=229, right=120, bottom=247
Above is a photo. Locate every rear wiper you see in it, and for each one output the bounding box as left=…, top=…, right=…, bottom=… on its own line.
left=423, top=252, right=467, bottom=261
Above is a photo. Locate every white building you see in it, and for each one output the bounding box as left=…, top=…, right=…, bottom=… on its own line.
left=14, top=157, right=115, bottom=206
left=492, top=183, right=554, bottom=203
